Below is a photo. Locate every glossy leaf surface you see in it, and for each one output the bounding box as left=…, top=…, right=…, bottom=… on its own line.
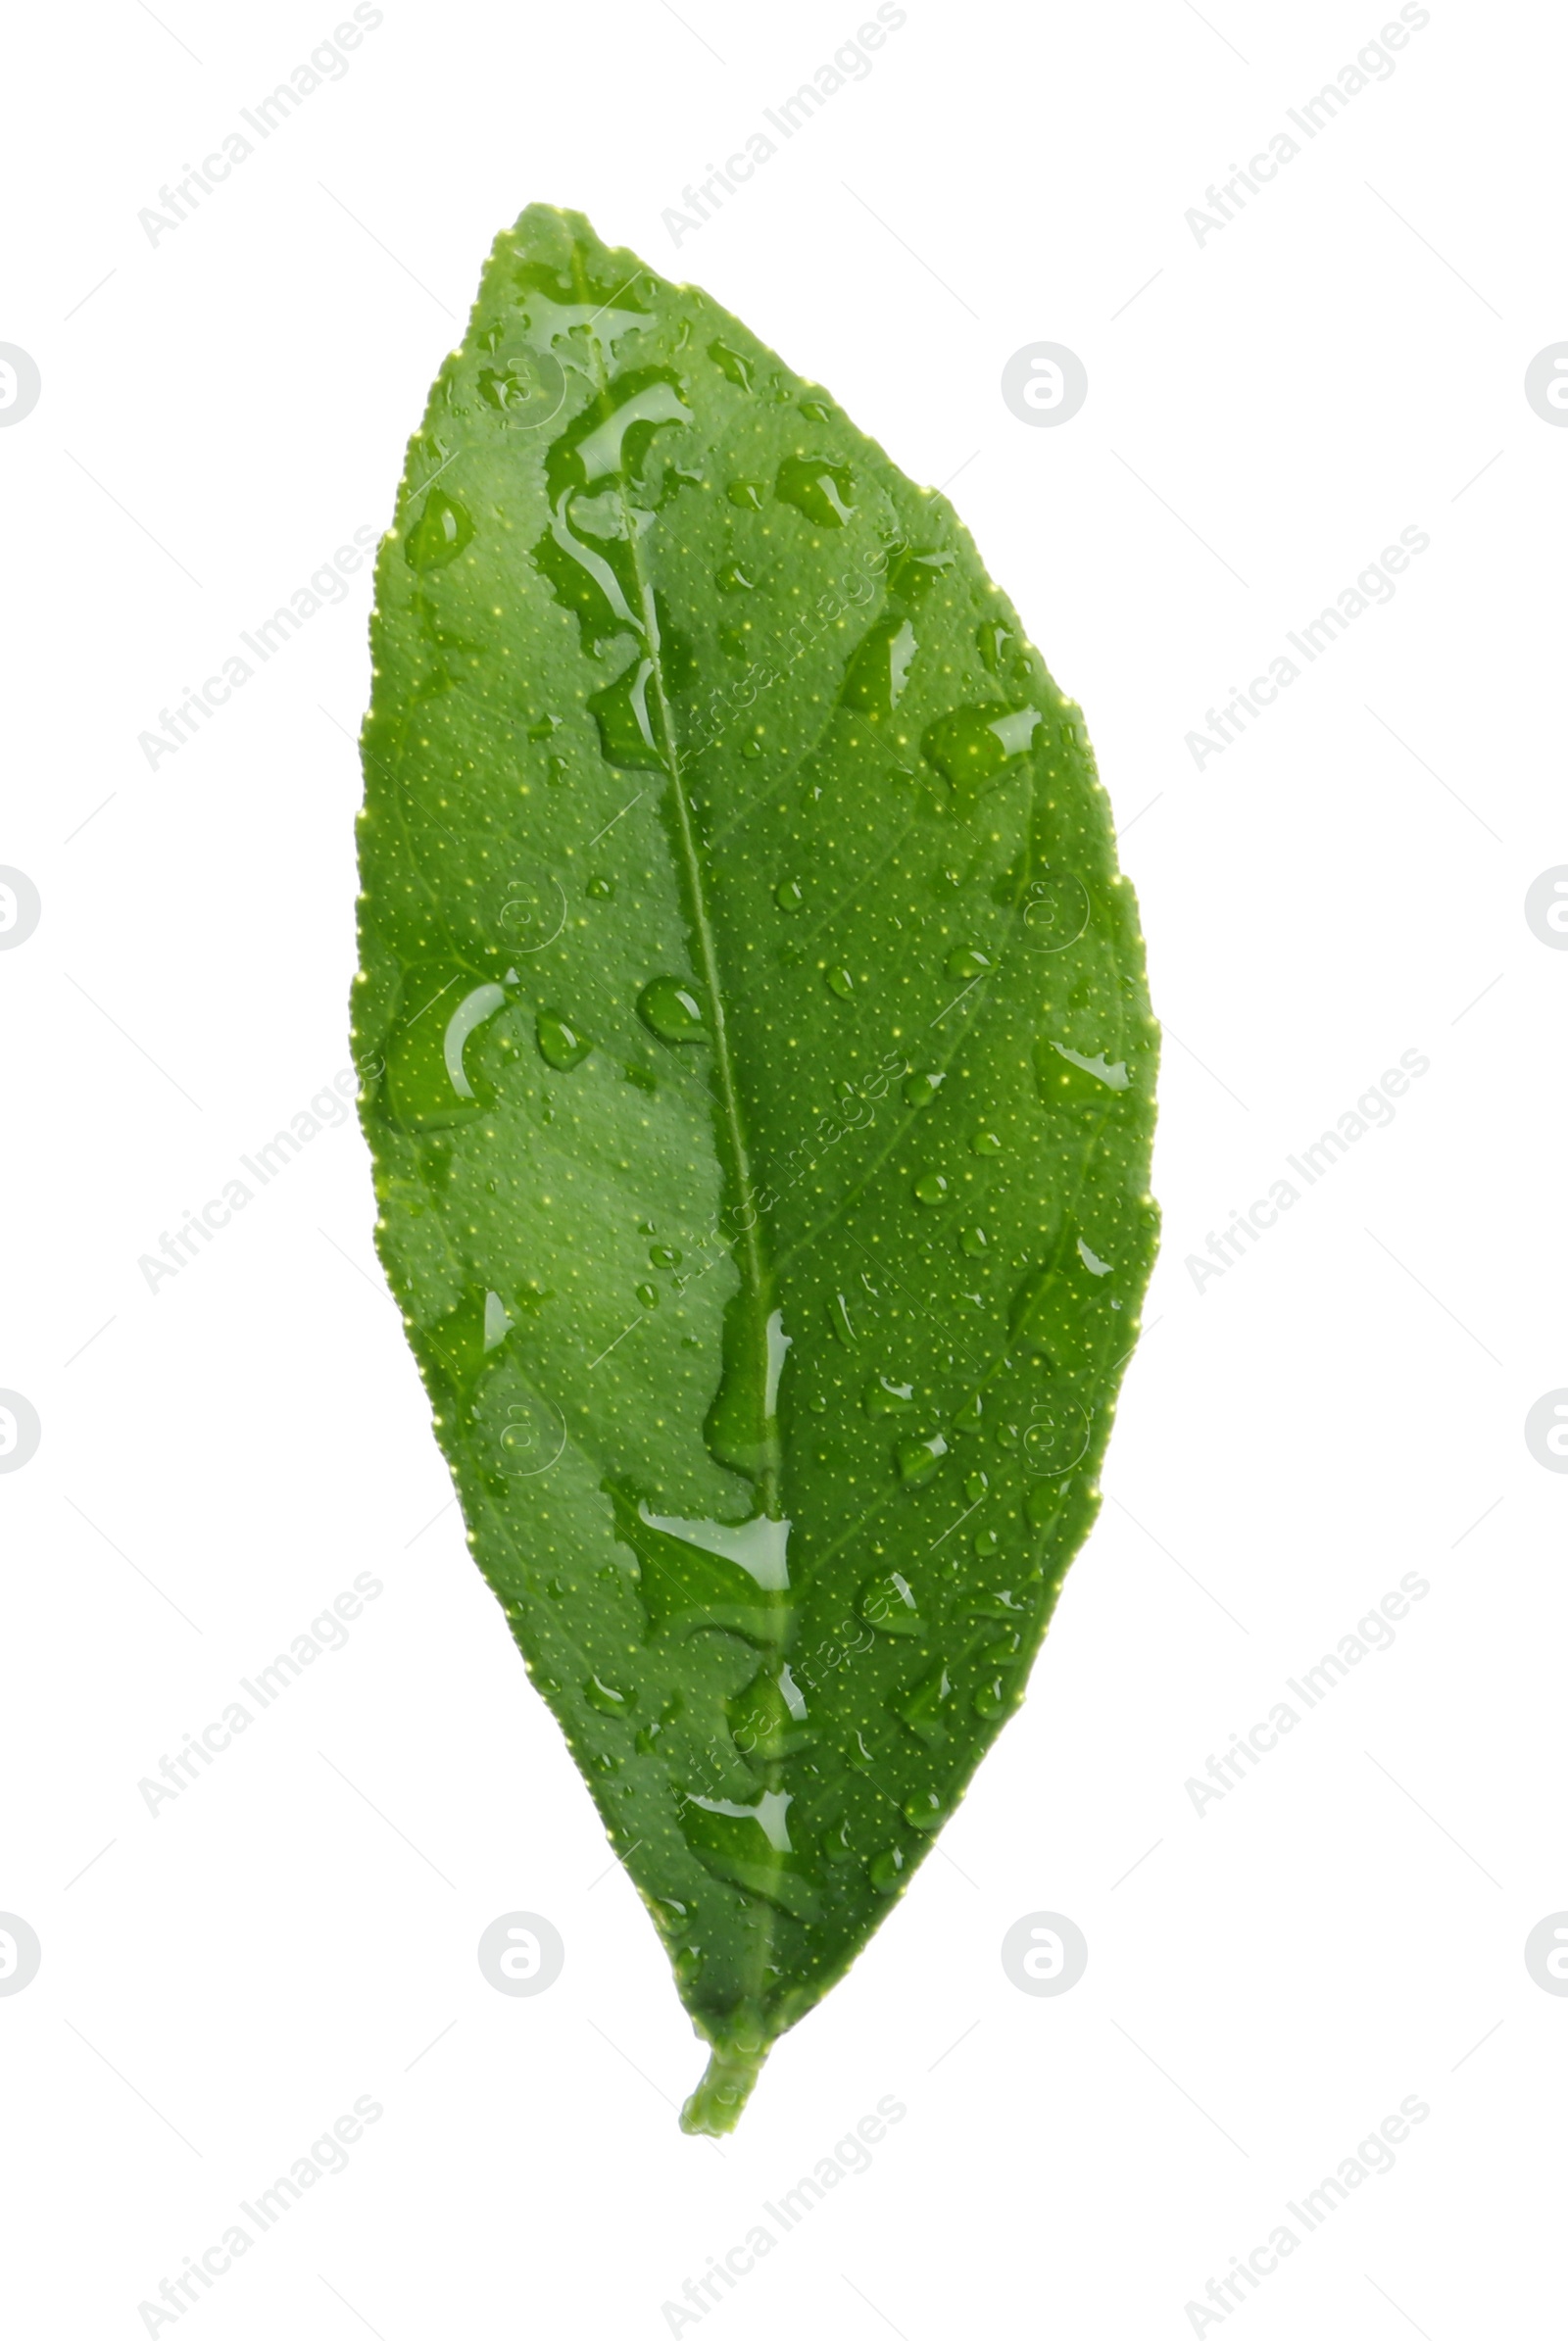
left=352, top=206, right=1159, bottom=2129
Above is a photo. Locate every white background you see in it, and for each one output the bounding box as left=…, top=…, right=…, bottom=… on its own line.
left=3, top=0, right=1564, bottom=2333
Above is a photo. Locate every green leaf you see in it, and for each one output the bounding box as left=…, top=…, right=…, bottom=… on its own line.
left=352, top=205, right=1159, bottom=2131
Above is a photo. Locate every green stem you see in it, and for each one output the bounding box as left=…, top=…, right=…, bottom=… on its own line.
left=680, top=2039, right=771, bottom=2135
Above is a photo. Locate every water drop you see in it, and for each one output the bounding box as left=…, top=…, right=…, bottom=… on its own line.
left=774, top=878, right=805, bottom=912
left=636, top=1283, right=659, bottom=1309
left=405, top=490, right=474, bottom=570
left=588, top=656, right=667, bottom=775
left=824, top=966, right=855, bottom=1000
left=945, top=945, right=992, bottom=981
left=799, top=397, right=833, bottom=422
left=913, top=1173, right=949, bottom=1206
left=959, top=1225, right=989, bottom=1256
left=888, top=547, right=956, bottom=600
left=637, top=975, right=707, bottom=1043
left=443, top=982, right=511, bottom=1099
left=973, top=1676, right=1006, bottom=1718
left=574, top=379, right=691, bottom=483
left=896, top=1431, right=949, bottom=1486
left=535, top=1011, right=592, bottom=1071
left=584, top=1676, right=632, bottom=1716
left=840, top=615, right=918, bottom=720
left=862, top=1376, right=915, bottom=1416
left=965, top=1471, right=989, bottom=1501
left=586, top=873, right=615, bottom=901
left=709, top=341, right=755, bottom=390
left=900, top=1663, right=957, bottom=1746
left=971, top=1127, right=1004, bottom=1155
left=973, top=1527, right=1000, bottom=1556
left=717, top=561, right=756, bottom=592
left=922, top=703, right=1043, bottom=798
left=649, top=1243, right=681, bottom=1269
left=775, top=456, right=856, bottom=526
left=904, top=1070, right=944, bottom=1107
left=859, top=1569, right=925, bottom=1634
left=1051, top=1041, right=1130, bottom=1091
left=976, top=617, right=1013, bottom=674
left=869, top=1846, right=906, bottom=1893
left=903, top=1789, right=945, bottom=1831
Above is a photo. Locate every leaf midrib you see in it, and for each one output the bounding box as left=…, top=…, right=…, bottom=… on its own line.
left=574, top=266, right=781, bottom=1528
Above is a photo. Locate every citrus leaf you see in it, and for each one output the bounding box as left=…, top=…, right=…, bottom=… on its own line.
left=352, top=205, right=1159, bottom=2131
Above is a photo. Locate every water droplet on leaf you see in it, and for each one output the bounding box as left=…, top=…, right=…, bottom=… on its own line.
left=896, top=1432, right=949, bottom=1485
left=862, top=1376, right=914, bottom=1415
left=776, top=456, right=856, bottom=526
left=859, top=1569, right=925, bottom=1634
left=405, top=490, right=474, bottom=570
left=922, top=703, right=1043, bottom=798
left=710, top=342, right=755, bottom=390
left=945, top=945, right=992, bottom=982
left=638, top=976, right=708, bottom=1043
left=536, top=1011, right=592, bottom=1070
left=585, top=1676, right=632, bottom=1716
